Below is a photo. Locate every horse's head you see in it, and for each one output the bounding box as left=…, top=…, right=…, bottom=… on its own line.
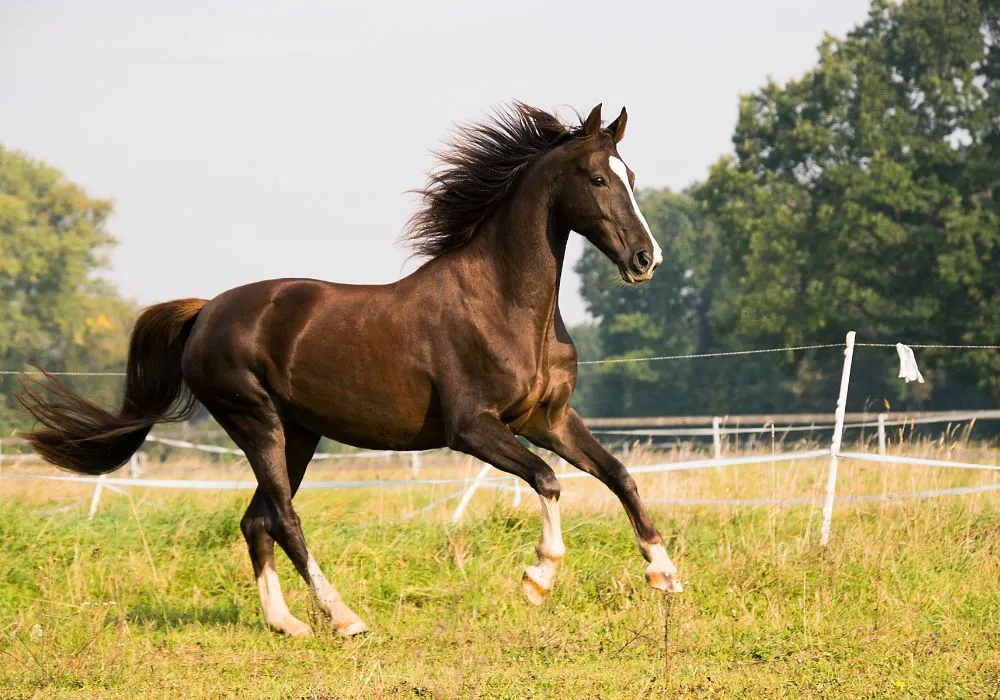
left=554, top=104, right=662, bottom=284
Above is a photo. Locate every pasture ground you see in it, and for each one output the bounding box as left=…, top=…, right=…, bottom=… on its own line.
left=1, top=441, right=998, bottom=698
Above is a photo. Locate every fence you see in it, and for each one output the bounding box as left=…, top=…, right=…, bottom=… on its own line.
left=589, top=410, right=1000, bottom=457
left=2, top=331, right=998, bottom=543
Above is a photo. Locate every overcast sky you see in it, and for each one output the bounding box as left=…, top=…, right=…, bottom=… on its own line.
left=3, top=0, right=871, bottom=325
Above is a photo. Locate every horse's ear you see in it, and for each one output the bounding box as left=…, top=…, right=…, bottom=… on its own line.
left=606, top=106, right=627, bottom=143
left=583, top=103, right=603, bottom=136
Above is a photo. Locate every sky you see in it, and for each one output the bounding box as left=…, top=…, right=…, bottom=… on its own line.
left=2, top=0, right=872, bottom=325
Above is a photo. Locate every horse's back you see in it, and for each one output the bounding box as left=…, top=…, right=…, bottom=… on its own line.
left=181, top=277, right=447, bottom=450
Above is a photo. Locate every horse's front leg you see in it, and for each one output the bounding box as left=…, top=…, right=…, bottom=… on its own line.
left=523, top=408, right=683, bottom=593
left=447, top=411, right=565, bottom=604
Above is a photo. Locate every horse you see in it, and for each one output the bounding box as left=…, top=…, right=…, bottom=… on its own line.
left=19, top=102, right=683, bottom=637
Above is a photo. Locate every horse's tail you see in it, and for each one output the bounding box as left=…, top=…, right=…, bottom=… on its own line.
left=17, top=298, right=209, bottom=475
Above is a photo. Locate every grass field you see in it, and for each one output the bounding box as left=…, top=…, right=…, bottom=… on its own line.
left=1, top=441, right=999, bottom=698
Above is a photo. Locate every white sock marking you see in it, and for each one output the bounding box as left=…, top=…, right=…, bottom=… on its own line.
left=256, top=556, right=296, bottom=627
left=525, top=495, right=565, bottom=592
left=644, top=542, right=678, bottom=576
left=306, top=554, right=367, bottom=632
left=641, top=541, right=683, bottom=592
left=609, top=156, right=663, bottom=266
left=306, top=555, right=339, bottom=610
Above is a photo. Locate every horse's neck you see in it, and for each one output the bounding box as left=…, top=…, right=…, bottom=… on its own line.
left=463, top=172, right=569, bottom=330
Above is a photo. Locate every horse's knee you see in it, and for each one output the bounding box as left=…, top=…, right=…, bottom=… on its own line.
left=533, top=469, right=561, bottom=501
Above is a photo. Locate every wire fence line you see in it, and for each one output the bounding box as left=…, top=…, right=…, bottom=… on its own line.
left=576, top=343, right=845, bottom=365
left=2, top=338, right=997, bottom=377
left=855, top=343, right=1000, bottom=350
left=2, top=333, right=999, bottom=533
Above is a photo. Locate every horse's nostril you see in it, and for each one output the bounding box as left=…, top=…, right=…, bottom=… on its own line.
left=633, top=250, right=652, bottom=274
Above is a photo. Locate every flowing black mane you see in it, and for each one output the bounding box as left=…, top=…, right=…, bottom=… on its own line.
left=406, top=102, right=585, bottom=258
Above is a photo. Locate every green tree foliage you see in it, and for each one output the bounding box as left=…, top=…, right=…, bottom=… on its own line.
left=699, top=0, right=1000, bottom=407
left=573, top=189, right=732, bottom=416
left=0, top=146, right=135, bottom=434
left=570, top=0, right=1000, bottom=419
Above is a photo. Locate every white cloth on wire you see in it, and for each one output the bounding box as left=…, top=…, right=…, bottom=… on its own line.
left=895, top=343, right=925, bottom=383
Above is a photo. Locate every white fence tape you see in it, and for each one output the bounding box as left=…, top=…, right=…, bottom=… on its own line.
left=3, top=445, right=997, bottom=522
left=0, top=472, right=493, bottom=490
left=0, top=449, right=830, bottom=493
left=5, top=409, right=990, bottom=464
left=5, top=447, right=997, bottom=494
left=838, top=451, right=1000, bottom=472
left=144, top=434, right=407, bottom=460
left=591, top=410, right=1000, bottom=438
left=639, top=482, right=1000, bottom=507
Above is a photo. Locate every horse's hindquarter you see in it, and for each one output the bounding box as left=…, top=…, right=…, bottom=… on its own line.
left=180, top=278, right=443, bottom=451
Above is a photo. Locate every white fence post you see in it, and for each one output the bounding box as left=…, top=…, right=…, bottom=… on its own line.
left=451, top=463, right=492, bottom=524
left=410, top=451, right=421, bottom=477
left=877, top=413, right=887, bottom=455
left=88, top=475, right=107, bottom=519
left=512, top=478, right=522, bottom=507
left=129, top=453, right=140, bottom=479
left=820, top=331, right=856, bottom=546
left=712, top=416, right=722, bottom=459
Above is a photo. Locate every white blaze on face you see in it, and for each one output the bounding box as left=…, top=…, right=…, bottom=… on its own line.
left=608, top=156, right=663, bottom=266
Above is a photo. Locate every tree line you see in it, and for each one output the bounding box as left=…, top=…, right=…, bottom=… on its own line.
left=2, top=0, right=998, bottom=434
left=572, top=0, right=999, bottom=417
left=0, top=146, right=135, bottom=434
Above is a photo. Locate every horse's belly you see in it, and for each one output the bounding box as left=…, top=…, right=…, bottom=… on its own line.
left=285, top=370, right=446, bottom=452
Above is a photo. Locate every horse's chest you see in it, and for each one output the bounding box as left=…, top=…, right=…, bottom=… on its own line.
left=500, top=354, right=569, bottom=432
left=484, top=320, right=575, bottom=431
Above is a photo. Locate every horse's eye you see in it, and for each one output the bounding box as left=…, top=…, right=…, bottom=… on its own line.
left=590, top=176, right=607, bottom=187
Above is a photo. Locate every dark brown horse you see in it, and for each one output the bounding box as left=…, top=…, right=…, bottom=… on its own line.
left=19, top=102, right=682, bottom=637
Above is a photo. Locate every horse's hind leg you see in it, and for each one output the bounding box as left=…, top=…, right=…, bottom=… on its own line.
left=240, top=424, right=319, bottom=637
left=242, top=489, right=311, bottom=636
left=279, top=428, right=368, bottom=636
left=214, top=399, right=368, bottom=636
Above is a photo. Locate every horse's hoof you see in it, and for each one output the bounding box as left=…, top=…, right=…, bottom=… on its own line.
left=646, top=568, right=683, bottom=593
left=336, top=620, right=370, bottom=637
left=271, top=616, right=313, bottom=637
left=521, top=568, right=550, bottom=606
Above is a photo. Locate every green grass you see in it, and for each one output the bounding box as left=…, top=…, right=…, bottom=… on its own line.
left=2, top=452, right=999, bottom=698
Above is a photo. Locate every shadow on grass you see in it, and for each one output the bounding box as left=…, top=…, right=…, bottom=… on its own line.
left=126, top=601, right=246, bottom=630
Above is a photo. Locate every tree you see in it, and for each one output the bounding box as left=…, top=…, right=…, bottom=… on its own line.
left=0, top=145, right=134, bottom=434
left=699, top=0, right=1000, bottom=408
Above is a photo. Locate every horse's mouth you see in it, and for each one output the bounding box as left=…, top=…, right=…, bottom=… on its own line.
left=619, top=268, right=654, bottom=285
